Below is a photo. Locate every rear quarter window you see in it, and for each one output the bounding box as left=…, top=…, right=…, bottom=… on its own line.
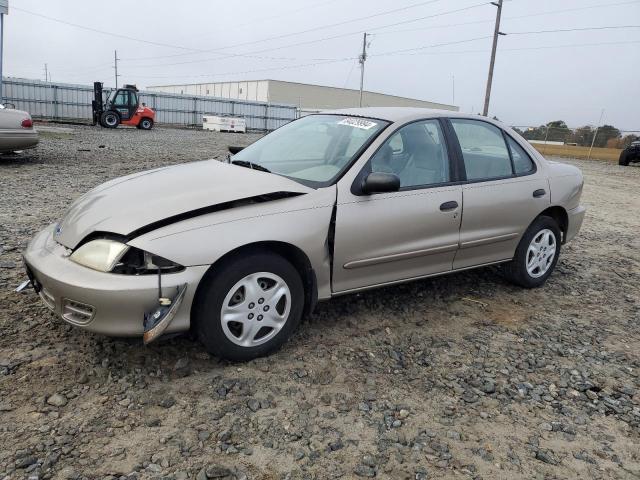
left=506, top=136, right=536, bottom=175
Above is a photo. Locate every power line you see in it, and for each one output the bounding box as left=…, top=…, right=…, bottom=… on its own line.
left=507, top=25, right=640, bottom=35
left=375, top=0, right=640, bottom=35
left=11, top=6, right=201, bottom=53
left=386, top=39, right=640, bottom=57
left=123, top=36, right=497, bottom=80
left=123, top=38, right=640, bottom=81
left=125, top=2, right=489, bottom=68
left=121, top=0, right=450, bottom=61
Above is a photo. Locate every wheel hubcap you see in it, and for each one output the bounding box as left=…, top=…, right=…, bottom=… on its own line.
left=220, top=272, right=291, bottom=347
left=526, top=228, right=557, bottom=278
left=106, top=115, right=117, bottom=126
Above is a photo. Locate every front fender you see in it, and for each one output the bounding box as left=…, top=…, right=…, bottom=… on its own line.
left=127, top=186, right=336, bottom=300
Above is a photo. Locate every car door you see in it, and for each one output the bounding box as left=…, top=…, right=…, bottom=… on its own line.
left=332, top=119, right=463, bottom=293
left=447, top=118, right=550, bottom=269
left=112, top=90, right=132, bottom=120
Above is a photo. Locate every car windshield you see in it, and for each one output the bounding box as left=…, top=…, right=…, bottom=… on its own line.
left=231, top=114, right=389, bottom=187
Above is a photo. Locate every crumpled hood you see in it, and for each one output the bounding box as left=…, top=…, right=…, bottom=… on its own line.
left=55, top=160, right=311, bottom=249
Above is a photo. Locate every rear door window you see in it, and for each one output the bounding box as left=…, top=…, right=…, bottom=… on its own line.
left=450, top=119, right=513, bottom=181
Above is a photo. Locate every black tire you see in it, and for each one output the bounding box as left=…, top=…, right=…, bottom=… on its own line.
left=100, top=111, right=120, bottom=129
left=193, top=252, right=304, bottom=361
left=618, top=150, right=630, bottom=166
left=138, top=118, right=153, bottom=130
left=502, top=215, right=562, bottom=288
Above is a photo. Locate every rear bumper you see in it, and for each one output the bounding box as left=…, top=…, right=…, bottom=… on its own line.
left=23, top=224, right=208, bottom=336
left=565, top=205, right=586, bottom=243
left=0, top=130, right=39, bottom=152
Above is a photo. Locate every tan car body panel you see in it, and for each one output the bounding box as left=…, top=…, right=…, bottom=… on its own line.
left=23, top=107, right=585, bottom=337
left=128, top=187, right=337, bottom=300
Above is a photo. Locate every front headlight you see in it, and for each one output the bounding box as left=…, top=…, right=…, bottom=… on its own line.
left=70, top=239, right=129, bottom=272
left=70, top=238, right=184, bottom=274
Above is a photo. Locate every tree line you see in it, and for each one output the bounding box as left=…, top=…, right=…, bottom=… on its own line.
left=512, top=121, right=638, bottom=149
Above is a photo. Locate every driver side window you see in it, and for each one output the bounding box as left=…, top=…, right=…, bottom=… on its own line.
left=368, top=119, right=450, bottom=188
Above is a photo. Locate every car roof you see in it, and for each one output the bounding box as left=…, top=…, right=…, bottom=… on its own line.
left=320, top=107, right=497, bottom=125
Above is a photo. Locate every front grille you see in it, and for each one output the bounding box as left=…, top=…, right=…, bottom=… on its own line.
left=39, top=288, right=55, bottom=311
left=62, top=299, right=95, bottom=325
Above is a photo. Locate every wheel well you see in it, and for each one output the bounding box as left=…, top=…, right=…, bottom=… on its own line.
left=539, top=206, right=568, bottom=242
left=192, top=241, right=318, bottom=325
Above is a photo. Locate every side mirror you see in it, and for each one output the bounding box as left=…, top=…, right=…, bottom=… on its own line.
left=228, top=145, right=245, bottom=154
left=361, top=172, right=400, bottom=195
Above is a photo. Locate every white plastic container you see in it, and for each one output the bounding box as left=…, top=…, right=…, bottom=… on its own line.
left=202, top=115, right=246, bottom=133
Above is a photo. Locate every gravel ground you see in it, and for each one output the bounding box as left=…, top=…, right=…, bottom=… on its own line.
left=0, top=124, right=639, bottom=480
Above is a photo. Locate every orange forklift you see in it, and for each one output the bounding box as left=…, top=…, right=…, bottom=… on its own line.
left=92, top=82, right=155, bottom=130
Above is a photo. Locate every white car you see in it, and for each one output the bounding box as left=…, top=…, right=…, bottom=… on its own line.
left=0, top=104, right=39, bottom=153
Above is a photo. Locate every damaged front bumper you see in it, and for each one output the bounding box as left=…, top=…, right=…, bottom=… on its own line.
left=21, top=224, right=208, bottom=337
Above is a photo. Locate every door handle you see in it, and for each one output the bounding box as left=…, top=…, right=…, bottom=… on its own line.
left=533, top=189, right=546, bottom=198
left=440, top=201, right=459, bottom=211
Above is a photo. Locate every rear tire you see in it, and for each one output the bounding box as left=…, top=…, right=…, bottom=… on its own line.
left=193, top=252, right=304, bottom=361
left=100, top=111, right=120, bottom=129
left=138, top=118, right=153, bottom=130
left=619, top=150, right=630, bottom=166
left=503, top=216, right=561, bottom=288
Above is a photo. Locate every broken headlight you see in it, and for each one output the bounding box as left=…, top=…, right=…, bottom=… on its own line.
left=70, top=239, right=183, bottom=274
left=111, top=247, right=184, bottom=275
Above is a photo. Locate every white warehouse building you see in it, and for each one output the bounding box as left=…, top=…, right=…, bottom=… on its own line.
left=146, top=79, right=458, bottom=112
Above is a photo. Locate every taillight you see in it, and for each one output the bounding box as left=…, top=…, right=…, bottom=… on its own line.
left=21, top=118, right=33, bottom=128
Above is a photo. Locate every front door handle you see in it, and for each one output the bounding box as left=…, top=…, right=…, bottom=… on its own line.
left=533, top=189, right=546, bottom=198
left=440, top=201, right=459, bottom=211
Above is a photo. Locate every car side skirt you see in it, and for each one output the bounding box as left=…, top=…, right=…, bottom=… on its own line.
left=330, top=258, right=512, bottom=297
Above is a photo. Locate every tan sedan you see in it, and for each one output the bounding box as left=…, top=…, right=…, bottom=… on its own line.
left=21, top=108, right=585, bottom=360
left=0, top=104, right=39, bottom=153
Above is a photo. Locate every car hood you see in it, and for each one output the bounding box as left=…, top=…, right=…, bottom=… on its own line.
left=55, top=160, right=312, bottom=249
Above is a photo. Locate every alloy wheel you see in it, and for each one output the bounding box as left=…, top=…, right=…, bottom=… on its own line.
left=220, top=272, right=291, bottom=347
left=526, top=228, right=557, bottom=278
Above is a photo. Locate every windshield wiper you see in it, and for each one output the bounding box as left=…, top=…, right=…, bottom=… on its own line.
left=231, top=160, right=271, bottom=173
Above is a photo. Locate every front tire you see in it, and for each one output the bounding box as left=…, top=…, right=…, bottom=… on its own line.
left=193, top=252, right=304, bottom=361
left=138, top=118, right=153, bottom=130
left=619, top=150, right=630, bottom=166
left=503, top=216, right=561, bottom=288
left=100, top=111, right=120, bottom=128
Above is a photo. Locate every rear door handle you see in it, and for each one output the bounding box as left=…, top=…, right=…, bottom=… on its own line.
left=440, top=201, right=459, bottom=211
left=533, top=189, right=546, bottom=198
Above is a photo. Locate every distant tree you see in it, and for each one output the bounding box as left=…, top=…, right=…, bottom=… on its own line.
left=594, top=125, right=621, bottom=148
left=573, top=126, right=594, bottom=147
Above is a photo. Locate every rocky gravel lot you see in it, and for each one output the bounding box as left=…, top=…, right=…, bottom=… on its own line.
left=0, top=124, right=639, bottom=480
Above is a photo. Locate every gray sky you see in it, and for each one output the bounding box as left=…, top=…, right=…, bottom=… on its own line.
left=5, top=0, right=640, bottom=130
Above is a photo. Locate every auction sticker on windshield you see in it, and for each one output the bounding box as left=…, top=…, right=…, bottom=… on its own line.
left=338, top=118, right=378, bottom=130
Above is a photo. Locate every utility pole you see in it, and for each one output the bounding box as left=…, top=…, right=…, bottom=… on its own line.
left=482, top=0, right=505, bottom=117
left=452, top=74, right=455, bottom=105
left=0, top=1, right=8, bottom=102
left=113, top=50, right=120, bottom=88
left=588, top=109, right=605, bottom=160
left=358, top=33, right=368, bottom=107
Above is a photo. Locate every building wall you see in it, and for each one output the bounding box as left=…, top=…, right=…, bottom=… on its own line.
left=146, top=80, right=458, bottom=111
left=147, top=81, right=269, bottom=102
left=266, top=80, right=458, bottom=111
